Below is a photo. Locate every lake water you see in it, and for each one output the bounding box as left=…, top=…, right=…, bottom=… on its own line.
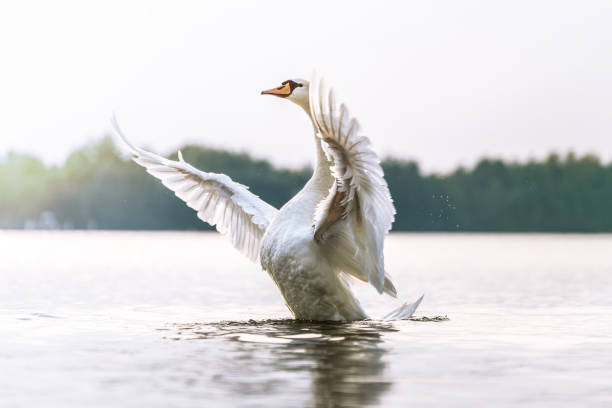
left=1, top=231, right=611, bottom=407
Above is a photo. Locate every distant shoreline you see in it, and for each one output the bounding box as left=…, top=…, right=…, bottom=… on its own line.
left=2, top=137, right=611, bottom=232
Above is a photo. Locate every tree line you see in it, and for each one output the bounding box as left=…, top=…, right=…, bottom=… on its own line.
left=1, top=137, right=611, bottom=231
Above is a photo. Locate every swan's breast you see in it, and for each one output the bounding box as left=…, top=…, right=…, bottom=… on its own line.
left=260, top=221, right=316, bottom=276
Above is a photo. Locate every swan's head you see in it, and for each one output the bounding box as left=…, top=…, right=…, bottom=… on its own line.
left=261, top=78, right=310, bottom=112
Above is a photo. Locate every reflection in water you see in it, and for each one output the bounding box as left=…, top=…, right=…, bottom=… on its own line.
left=172, top=320, right=397, bottom=407
left=5, top=232, right=609, bottom=407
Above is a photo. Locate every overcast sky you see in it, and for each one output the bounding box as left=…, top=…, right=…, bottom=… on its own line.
left=0, top=1, right=611, bottom=172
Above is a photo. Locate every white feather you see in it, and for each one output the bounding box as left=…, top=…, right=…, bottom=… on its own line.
left=309, top=73, right=396, bottom=294
left=111, top=115, right=277, bottom=262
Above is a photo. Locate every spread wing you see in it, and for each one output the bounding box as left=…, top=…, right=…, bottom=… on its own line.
left=112, top=116, right=278, bottom=262
left=309, top=74, right=396, bottom=294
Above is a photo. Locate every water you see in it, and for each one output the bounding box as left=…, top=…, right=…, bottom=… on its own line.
left=1, top=231, right=611, bottom=407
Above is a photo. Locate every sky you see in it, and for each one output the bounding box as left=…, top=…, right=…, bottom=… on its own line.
left=0, top=0, right=611, bottom=173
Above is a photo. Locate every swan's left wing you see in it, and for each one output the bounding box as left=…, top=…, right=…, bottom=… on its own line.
left=112, top=117, right=278, bottom=262
left=309, top=74, right=396, bottom=294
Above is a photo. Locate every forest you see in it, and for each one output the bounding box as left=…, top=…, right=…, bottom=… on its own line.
left=1, top=137, right=611, bottom=232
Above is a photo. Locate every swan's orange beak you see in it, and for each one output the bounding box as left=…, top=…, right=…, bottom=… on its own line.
left=261, top=82, right=292, bottom=97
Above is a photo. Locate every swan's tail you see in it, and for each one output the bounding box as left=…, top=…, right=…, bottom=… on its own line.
left=381, top=294, right=424, bottom=321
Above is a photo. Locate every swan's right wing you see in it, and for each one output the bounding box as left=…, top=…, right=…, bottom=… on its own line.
left=112, top=117, right=278, bottom=262
left=309, top=74, right=396, bottom=295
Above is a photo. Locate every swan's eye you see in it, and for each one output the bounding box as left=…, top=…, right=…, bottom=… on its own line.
left=285, top=80, right=302, bottom=91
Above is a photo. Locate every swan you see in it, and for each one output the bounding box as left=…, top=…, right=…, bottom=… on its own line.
left=112, top=73, right=422, bottom=321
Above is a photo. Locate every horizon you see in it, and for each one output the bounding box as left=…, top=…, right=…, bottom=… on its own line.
left=1, top=1, right=611, bottom=173
left=4, top=133, right=611, bottom=233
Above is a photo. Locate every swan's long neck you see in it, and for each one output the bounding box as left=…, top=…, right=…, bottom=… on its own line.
left=269, top=95, right=333, bottom=229
left=294, top=97, right=333, bottom=191
left=310, top=122, right=331, bottom=184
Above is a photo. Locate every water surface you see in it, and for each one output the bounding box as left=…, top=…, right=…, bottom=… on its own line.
left=1, top=231, right=611, bottom=407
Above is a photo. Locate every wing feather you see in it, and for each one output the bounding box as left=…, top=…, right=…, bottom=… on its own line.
left=112, top=116, right=278, bottom=262
left=309, top=74, right=396, bottom=294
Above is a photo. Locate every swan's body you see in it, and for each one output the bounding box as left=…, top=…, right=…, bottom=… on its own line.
left=260, top=164, right=367, bottom=321
left=113, top=73, right=422, bottom=321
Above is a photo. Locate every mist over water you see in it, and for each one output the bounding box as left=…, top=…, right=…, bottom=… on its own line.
left=1, top=231, right=611, bottom=407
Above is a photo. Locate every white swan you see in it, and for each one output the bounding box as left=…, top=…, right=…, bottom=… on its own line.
left=112, top=73, right=422, bottom=321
